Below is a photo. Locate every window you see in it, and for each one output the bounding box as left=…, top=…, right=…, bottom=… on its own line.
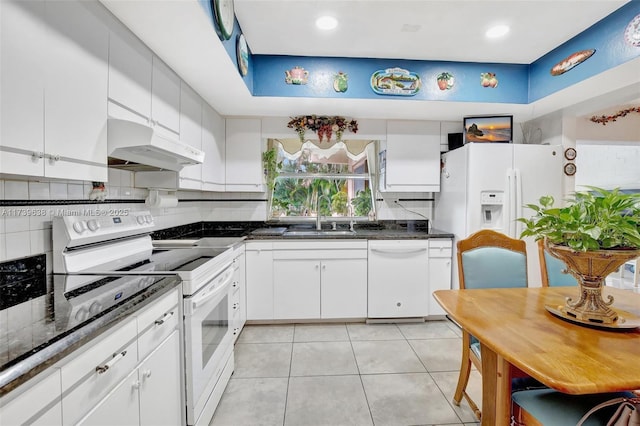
left=267, top=139, right=376, bottom=221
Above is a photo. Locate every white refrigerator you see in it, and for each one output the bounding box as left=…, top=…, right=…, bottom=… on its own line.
left=433, top=143, right=564, bottom=288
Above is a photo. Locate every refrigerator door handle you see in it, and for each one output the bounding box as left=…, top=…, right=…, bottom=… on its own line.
left=514, top=168, right=523, bottom=238
left=504, top=169, right=512, bottom=236
left=506, top=168, right=518, bottom=238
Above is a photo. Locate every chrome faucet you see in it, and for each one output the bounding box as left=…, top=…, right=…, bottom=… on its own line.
left=316, top=194, right=331, bottom=230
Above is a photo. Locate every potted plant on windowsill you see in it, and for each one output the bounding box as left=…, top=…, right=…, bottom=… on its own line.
left=519, top=187, right=640, bottom=327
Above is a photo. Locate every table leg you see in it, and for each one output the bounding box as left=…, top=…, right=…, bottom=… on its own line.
left=480, top=345, right=511, bottom=426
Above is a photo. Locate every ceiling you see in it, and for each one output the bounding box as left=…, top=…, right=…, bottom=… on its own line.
left=234, top=0, right=626, bottom=64
left=100, top=0, right=639, bottom=123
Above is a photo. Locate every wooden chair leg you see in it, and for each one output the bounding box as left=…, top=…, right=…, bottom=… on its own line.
left=453, top=332, right=481, bottom=420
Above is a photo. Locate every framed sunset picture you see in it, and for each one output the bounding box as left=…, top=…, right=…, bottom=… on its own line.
left=463, top=115, right=513, bottom=144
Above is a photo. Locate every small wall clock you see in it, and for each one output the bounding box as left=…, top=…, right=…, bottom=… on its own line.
left=213, top=0, right=234, bottom=40
left=564, top=147, right=577, bottom=161
left=564, top=163, right=576, bottom=176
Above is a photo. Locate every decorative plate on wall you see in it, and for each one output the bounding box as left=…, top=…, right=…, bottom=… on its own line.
left=213, top=0, right=234, bottom=40
left=236, top=34, right=248, bottom=76
left=624, top=14, right=640, bottom=47
left=564, top=147, right=577, bottom=160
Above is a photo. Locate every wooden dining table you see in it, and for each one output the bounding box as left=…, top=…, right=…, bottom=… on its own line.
left=433, top=286, right=640, bottom=426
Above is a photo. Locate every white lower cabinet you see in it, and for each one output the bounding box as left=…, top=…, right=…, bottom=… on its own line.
left=77, top=368, right=140, bottom=426
left=77, top=331, right=181, bottom=426
left=428, top=239, right=453, bottom=316
left=272, top=241, right=368, bottom=320
left=138, top=331, right=182, bottom=426
left=245, top=242, right=274, bottom=320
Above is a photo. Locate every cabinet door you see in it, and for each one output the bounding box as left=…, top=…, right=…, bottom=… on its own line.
left=108, top=22, right=152, bottom=124
left=273, top=259, right=320, bottom=319
left=139, top=331, right=183, bottom=426
left=0, top=368, right=62, bottom=426
left=384, top=120, right=440, bottom=192
left=235, top=250, right=247, bottom=330
left=225, top=118, right=265, bottom=192
left=321, top=259, right=367, bottom=318
left=245, top=245, right=274, bottom=320
left=428, top=257, right=452, bottom=316
left=0, top=0, right=46, bottom=177
left=201, top=103, right=226, bottom=191
left=151, top=57, right=180, bottom=136
left=76, top=369, right=140, bottom=426
left=178, top=82, right=203, bottom=189
left=44, top=0, right=109, bottom=181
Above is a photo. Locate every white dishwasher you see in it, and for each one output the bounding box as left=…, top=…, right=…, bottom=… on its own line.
left=367, top=240, right=430, bottom=318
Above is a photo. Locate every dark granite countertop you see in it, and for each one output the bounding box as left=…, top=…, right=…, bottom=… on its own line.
left=152, top=220, right=454, bottom=241
left=0, top=271, right=181, bottom=397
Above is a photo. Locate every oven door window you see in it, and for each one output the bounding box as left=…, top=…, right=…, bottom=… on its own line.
left=201, top=293, right=229, bottom=368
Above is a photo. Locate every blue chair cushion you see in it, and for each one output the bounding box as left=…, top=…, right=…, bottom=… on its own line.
left=512, top=389, right=636, bottom=426
left=544, top=251, right=578, bottom=287
left=461, top=247, right=527, bottom=289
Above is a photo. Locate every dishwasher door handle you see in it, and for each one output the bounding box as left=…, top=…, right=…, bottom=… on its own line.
left=370, top=247, right=427, bottom=255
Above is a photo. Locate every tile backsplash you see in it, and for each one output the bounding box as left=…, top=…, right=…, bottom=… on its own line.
left=0, top=170, right=433, bottom=265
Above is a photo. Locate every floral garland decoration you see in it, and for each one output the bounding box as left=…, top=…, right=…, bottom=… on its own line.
left=287, top=115, right=358, bottom=143
left=589, top=107, right=640, bottom=125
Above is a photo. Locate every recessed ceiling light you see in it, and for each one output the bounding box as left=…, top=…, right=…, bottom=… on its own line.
left=316, top=16, right=338, bottom=30
left=486, top=24, right=510, bottom=39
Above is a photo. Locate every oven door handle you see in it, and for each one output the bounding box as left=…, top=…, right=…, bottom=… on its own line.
left=191, top=269, right=233, bottom=311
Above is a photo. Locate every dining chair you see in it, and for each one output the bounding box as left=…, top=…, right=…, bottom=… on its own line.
left=538, top=240, right=578, bottom=287
left=453, top=229, right=529, bottom=419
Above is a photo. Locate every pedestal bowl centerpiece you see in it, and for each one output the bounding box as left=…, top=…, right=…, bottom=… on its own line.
left=519, top=187, right=640, bottom=328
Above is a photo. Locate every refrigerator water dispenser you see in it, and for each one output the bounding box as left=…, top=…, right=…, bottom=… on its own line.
left=480, top=191, right=504, bottom=228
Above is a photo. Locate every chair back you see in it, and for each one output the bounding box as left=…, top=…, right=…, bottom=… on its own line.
left=457, top=229, right=528, bottom=289
left=538, top=240, right=578, bottom=287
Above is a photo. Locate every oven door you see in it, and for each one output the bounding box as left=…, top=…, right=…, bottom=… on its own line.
left=183, top=265, right=234, bottom=425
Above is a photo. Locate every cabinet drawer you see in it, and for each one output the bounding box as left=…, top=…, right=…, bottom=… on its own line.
left=428, top=239, right=452, bottom=249
left=273, top=249, right=367, bottom=260
left=61, top=320, right=138, bottom=425
left=0, top=368, right=62, bottom=426
left=429, top=247, right=452, bottom=258
left=137, top=289, right=180, bottom=360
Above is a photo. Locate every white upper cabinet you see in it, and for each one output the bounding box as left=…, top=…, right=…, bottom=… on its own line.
left=381, top=120, right=441, bottom=192
left=151, top=57, right=180, bottom=137
left=107, top=23, right=152, bottom=124
left=225, top=118, right=265, bottom=192
left=0, top=0, right=108, bottom=181
left=178, top=82, right=203, bottom=190
left=0, top=0, right=46, bottom=177
left=202, top=103, right=226, bottom=191
left=44, top=0, right=109, bottom=181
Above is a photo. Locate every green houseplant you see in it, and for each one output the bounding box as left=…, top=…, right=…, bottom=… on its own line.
left=262, top=148, right=282, bottom=192
left=519, top=187, right=640, bottom=326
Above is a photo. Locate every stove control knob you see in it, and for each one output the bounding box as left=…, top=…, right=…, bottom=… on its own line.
left=87, top=220, right=100, bottom=232
left=89, top=301, right=101, bottom=315
left=136, top=215, right=145, bottom=225
left=145, top=215, right=153, bottom=223
left=75, top=307, right=88, bottom=321
left=72, top=221, right=87, bottom=234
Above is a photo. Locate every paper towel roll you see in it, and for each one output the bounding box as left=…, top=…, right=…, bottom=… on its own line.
left=145, top=190, right=178, bottom=208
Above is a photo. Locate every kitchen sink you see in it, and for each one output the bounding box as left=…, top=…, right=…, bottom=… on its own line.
left=284, top=229, right=356, bottom=237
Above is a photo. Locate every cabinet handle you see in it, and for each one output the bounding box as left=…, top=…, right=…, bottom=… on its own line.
left=132, top=380, right=140, bottom=390
left=233, top=327, right=240, bottom=335
left=322, top=264, right=326, bottom=270
left=233, top=303, right=239, bottom=310
left=232, top=281, right=238, bottom=289
left=95, top=350, right=127, bottom=374
left=143, top=370, right=152, bottom=379
left=155, top=311, right=174, bottom=325
left=31, top=151, right=44, bottom=160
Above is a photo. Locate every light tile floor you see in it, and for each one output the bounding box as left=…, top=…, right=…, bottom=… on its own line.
left=210, top=321, right=482, bottom=426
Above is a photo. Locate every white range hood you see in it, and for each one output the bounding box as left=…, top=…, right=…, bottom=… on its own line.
left=107, top=118, right=204, bottom=171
